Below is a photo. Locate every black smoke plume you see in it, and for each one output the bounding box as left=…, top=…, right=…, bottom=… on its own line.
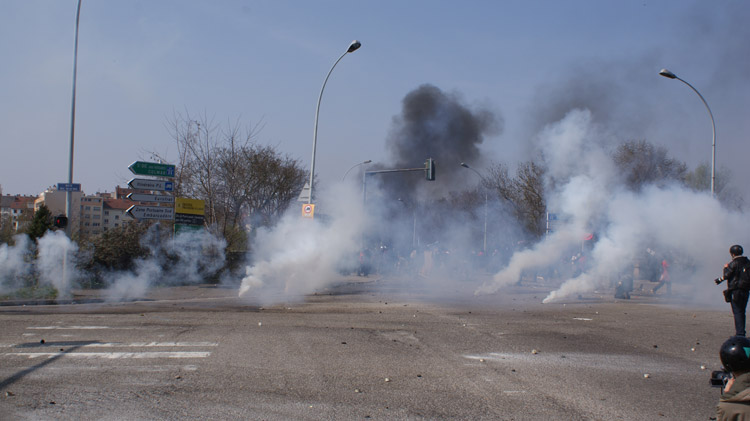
left=378, top=84, right=501, bottom=200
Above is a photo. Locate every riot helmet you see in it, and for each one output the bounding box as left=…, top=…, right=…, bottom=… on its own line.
left=730, top=245, right=744, bottom=257
left=720, top=336, right=750, bottom=373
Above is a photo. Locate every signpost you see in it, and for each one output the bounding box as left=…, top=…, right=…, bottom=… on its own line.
left=126, top=193, right=175, bottom=204
left=125, top=160, right=179, bottom=223
left=174, top=197, right=205, bottom=233
left=57, top=183, right=81, bottom=192
left=126, top=205, right=175, bottom=220
left=301, top=203, right=315, bottom=219
left=128, top=161, right=176, bottom=178
left=128, top=178, right=174, bottom=192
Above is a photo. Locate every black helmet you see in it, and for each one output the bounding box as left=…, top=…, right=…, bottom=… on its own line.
left=730, top=245, right=744, bottom=256
left=720, top=336, right=750, bottom=373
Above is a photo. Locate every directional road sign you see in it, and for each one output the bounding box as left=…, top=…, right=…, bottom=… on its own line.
left=128, top=178, right=174, bottom=192
left=126, top=205, right=175, bottom=221
left=127, top=193, right=175, bottom=204
left=128, top=161, right=175, bottom=177
left=57, top=183, right=81, bottom=192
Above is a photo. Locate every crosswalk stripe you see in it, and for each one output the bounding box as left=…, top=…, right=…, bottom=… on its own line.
left=3, top=351, right=211, bottom=359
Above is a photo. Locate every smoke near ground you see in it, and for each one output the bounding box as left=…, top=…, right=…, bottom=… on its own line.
left=0, top=226, right=227, bottom=302
left=475, top=109, right=747, bottom=304
left=104, top=225, right=227, bottom=301
left=238, top=182, right=368, bottom=304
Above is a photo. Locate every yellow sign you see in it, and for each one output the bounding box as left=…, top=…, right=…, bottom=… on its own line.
left=175, top=197, right=205, bottom=216
left=301, top=203, right=315, bottom=219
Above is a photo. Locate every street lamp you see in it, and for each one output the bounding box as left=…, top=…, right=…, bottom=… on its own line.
left=659, top=68, right=716, bottom=197
left=460, top=162, right=487, bottom=254
left=342, top=159, right=372, bottom=181
left=308, top=40, right=362, bottom=204
left=66, top=0, right=82, bottom=234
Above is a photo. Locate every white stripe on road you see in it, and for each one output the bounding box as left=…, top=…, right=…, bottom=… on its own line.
left=0, top=342, right=218, bottom=348
left=3, top=351, right=211, bottom=359
left=79, top=342, right=218, bottom=347
left=28, top=326, right=118, bottom=330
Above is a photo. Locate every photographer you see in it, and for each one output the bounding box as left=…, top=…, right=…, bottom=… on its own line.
left=715, top=245, right=750, bottom=337
left=717, top=336, right=750, bottom=419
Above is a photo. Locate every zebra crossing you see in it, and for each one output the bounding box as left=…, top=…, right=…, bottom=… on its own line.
left=1, top=325, right=217, bottom=360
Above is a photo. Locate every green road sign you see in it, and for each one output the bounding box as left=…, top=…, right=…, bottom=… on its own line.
left=128, top=161, right=176, bottom=178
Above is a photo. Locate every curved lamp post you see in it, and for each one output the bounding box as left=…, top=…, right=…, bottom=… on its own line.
left=659, top=68, right=716, bottom=197
left=460, top=163, right=487, bottom=254
left=308, top=40, right=362, bottom=204
left=66, top=0, right=82, bottom=234
left=342, top=159, right=371, bottom=181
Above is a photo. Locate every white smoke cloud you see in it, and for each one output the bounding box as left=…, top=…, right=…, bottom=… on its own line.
left=476, top=109, right=746, bottom=304
left=0, top=234, right=33, bottom=295
left=104, top=225, right=227, bottom=301
left=36, top=230, right=79, bottom=299
left=239, top=182, right=368, bottom=304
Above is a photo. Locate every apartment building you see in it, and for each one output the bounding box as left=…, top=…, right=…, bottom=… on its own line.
left=0, top=195, right=36, bottom=232
left=102, top=198, right=133, bottom=231
left=80, top=195, right=104, bottom=236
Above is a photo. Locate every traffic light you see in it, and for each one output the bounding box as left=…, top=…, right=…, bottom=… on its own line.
left=54, top=215, right=68, bottom=229
left=425, top=158, right=436, bottom=181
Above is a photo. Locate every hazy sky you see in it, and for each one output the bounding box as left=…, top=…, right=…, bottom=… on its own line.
left=1, top=1, right=748, bottom=198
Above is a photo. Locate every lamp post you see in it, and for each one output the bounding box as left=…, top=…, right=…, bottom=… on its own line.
left=308, top=40, right=361, bottom=204
left=460, top=163, right=487, bottom=254
left=66, top=0, right=82, bottom=234
left=659, top=68, right=716, bottom=197
left=342, top=159, right=371, bottom=181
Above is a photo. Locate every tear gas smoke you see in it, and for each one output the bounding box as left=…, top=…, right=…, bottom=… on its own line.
left=36, top=230, right=79, bottom=299
left=475, top=109, right=749, bottom=303
left=237, top=85, right=506, bottom=305
left=104, top=225, right=227, bottom=301
left=0, top=232, right=78, bottom=298
left=0, top=225, right=227, bottom=302
left=0, top=235, right=33, bottom=296
left=238, top=182, right=368, bottom=304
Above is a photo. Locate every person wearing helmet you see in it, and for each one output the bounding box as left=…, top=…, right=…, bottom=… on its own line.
left=717, top=336, right=750, bottom=419
left=716, top=245, right=750, bottom=337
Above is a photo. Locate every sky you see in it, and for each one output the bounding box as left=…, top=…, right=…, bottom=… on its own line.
left=1, top=0, right=749, bottom=200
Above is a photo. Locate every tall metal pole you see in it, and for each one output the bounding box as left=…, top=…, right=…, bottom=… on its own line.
left=308, top=40, right=361, bottom=204
left=461, top=163, right=487, bottom=253
left=66, top=0, right=82, bottom=234
left=659, top=69, right=716, bottom=197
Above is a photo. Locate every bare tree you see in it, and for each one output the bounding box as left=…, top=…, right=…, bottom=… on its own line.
left=159, top=112, right=306, bottom=251
left=485, top=160, right=547, bottom=239
left=685, top=163, right=743, bottom=211
left=612, top=140, right=687, bottom=191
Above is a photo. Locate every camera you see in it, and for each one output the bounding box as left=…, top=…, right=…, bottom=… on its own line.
left=711, top=369, right=731, bottom=388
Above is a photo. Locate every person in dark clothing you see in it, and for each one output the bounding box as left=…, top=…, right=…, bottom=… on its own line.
left=716, top=245, right=750, bottom=337
left=716, top=336, right=750, bottom=420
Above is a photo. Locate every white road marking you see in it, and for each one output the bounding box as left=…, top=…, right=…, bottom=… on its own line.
left=79, top=342, right=218, bottom=348
left=28, top=326, right=116, bottom=330
left=1, top=342, right=217, bottom=348
left=3, top=352, right=211, bottom=359
left=572, top=317, right=593, bottom=321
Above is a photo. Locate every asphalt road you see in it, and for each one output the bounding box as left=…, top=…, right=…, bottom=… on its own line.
left=0, top=276, right=733, bottom=420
